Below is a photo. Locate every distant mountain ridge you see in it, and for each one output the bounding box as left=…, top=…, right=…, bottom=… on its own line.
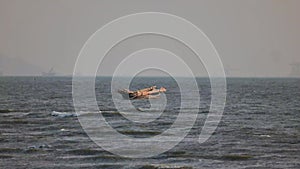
left=0, top=56, right=43, bottom=76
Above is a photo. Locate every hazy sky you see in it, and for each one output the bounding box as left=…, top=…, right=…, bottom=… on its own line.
left=0, top=0, right=299, bottom=77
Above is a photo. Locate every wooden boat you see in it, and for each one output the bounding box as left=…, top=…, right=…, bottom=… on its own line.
left=118, top=86, right=166, bottom=100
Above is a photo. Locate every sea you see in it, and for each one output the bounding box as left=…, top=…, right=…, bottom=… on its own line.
left=0, top=77, right=299, bottom=169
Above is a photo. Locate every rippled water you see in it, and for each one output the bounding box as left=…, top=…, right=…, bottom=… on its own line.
left=0, top=77, right=299, bottom=168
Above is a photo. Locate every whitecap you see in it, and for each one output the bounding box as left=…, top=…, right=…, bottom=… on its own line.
left=51, top=111, right=77, bottom=118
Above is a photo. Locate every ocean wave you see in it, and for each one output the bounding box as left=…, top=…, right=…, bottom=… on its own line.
left=51, top=111, right=78, bottom=118
left=51, top=111, right=102, bottom=117
left=50, top=109, right=193, bottom=118
left=0, top=109, right=30, bottom=113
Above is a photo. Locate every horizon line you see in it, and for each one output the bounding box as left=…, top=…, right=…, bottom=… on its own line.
left=0, top=75, right=300, bottom=79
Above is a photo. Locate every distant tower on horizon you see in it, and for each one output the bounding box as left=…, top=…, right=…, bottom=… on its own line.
left=289, top=62, right=300, bottom=77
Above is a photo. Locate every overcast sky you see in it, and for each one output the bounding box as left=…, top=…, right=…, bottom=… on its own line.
left=0, top=0, right=299, bottom=77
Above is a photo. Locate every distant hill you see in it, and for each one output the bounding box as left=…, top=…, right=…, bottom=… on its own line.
left=0, top=56, right=43, bottom=76
left=41, top=67, right=57, bottom=76
left=290, top=63, right=300, bottom=77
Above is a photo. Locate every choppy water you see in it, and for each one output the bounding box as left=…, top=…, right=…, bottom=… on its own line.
left=0, top=77, right=299, bottom=169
